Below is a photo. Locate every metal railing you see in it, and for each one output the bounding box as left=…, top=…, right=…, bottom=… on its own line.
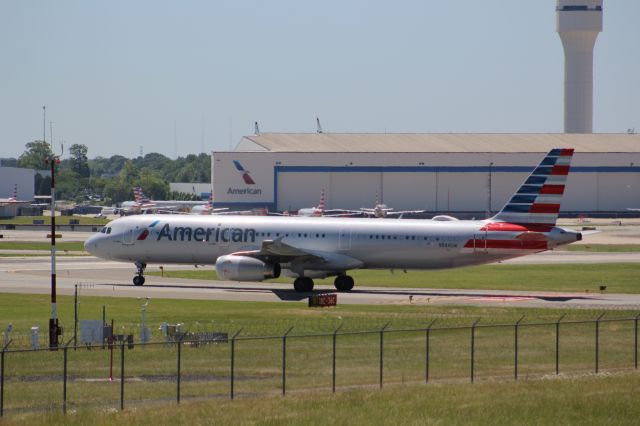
left=1, top=313, right=639, bottom=417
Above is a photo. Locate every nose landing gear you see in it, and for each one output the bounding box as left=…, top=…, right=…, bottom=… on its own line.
left=133, top=261, right=146, bottom=286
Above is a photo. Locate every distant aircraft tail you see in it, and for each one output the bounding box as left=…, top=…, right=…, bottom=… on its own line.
left=9, top=184, right=17, bottom=202
left=132, top=186, right=150, bottom=203
left=132, top=186, right=142, bottom=203
left=491, top=148, right=574, bottom=227
left=317, top=189, right=326, bottom=213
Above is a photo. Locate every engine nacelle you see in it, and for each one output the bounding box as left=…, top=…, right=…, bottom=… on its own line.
left=215, top=255, right=281, bottom=281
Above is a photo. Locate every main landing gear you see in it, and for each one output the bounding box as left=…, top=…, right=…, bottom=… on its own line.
left=292, top=275, right=355, bottom=292
left=334, top=275, right=354, bottom=292
left=133, top=261, right=146, bottom=286
left=294, top=277, right=314, bottom=292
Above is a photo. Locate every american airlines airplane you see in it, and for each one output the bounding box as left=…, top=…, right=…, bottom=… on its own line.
left=84, top=149, right=581, bottom=292
left=120, top=187, right=207, bottom=214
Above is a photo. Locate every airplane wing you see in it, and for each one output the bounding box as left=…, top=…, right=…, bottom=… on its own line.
left=232, top=237, right=364, bottom=271
left=385, top=210, right=427, bottom=217
left=212, top=210, right=254, bottom=216
left=319, top=209, right=364, bottom=217
left=233, top=237, right=325, bottom=263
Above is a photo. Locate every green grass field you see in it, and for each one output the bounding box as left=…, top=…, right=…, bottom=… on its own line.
left=0, top=241, right=86, bottom=251
left=15, top=373, right=640, bottom=426
left=149, top=262, right=640, bottom=294
left=1, top=293, right=639, bottom=422
left=0, top=216, right=108, bottom=226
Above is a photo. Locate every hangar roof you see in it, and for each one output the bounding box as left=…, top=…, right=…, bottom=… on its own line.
left=234, top=133, right=640, bottom=153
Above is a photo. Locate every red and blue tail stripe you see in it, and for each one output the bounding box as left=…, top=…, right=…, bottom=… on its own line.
left=492, top=148, right=573, bottom=227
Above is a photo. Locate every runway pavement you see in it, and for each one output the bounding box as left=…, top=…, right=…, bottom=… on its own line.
left=2, top=254, right=640, bottom=309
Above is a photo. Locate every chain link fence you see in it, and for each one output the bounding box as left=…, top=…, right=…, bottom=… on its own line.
left=1, top=314, right=639, bottom=417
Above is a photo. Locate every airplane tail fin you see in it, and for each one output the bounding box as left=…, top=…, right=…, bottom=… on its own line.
left=491, top=148, right=574, bottom=227
left=318, top=189, right=326, bottom=213
left=132, top=186, right=142, bottom=203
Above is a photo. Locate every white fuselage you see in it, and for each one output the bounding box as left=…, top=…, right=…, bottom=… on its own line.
left=84, top=214, right=580, bottom=272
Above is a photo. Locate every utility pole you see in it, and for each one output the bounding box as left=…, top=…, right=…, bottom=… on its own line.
left=46, top=155, right=61, bottom=349
left=42, top=106, right=46, bottom=142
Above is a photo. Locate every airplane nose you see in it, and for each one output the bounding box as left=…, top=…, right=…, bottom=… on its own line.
left=84, top=234, right=100, bottom=256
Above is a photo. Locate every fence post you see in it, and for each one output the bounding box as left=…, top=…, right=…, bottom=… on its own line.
left=555, top=314, right=566, bottom=375
left=379, top=323, right=390, bottom=389
left=635, top=314, right=640, bottom=370
left=230, top=328, right=242, bottom=400
left=470, top=318, right=480, bottom=383
left=73, top=284, right=78, bottom=351
left=332, top=325, right=342, bottom=393
left=514, top=315, right=525, bottom=381
left=282, top=327, right=294, bottom=396
left=595, top=313, right=605, bottom=374
left=177, top=333, right=186, bottom=405
left=1, top=340, right=12, bottom=418
left=425, top=320, right=436, bottom=384
left=120, top=341, right=125, bottom=411
left=63, top=337, right=75, bottom=414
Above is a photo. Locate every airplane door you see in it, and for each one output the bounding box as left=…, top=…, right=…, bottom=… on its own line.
left=338, top=229, right=352, bottom=250
left=122, top=227, right=137, bottom=245
left=473, top=231, right=487, bottom=253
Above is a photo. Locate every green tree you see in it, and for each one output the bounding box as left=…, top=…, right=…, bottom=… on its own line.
left=56, top=169, right=83, bottom=201
left=136, top=168, right=169, bottom=200
left=17, top=140, right=54, bottom=170
left=68, top=144, right=90, bottom=178
left=103, top=179, right=131, bottom=204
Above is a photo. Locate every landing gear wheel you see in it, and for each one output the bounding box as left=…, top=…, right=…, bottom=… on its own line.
left=293, top=277, right=314, bottom=292
left=334, top=275, right=354, bottom=292
left=133, top=261, right=147, bottom=286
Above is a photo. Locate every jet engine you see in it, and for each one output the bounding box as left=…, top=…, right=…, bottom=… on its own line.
left=215, top=255, right=281, bottom=281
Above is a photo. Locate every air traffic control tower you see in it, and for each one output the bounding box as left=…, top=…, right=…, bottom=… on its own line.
left=556, top=1, right=603, bottom=133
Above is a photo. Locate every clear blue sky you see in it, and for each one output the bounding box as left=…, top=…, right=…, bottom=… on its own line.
left=1, top=1, right=638, bottom=159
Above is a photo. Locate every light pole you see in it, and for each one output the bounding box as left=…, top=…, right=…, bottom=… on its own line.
left=42, top=106, right=46, bottom=142
left=46, top=156, right=61, bottom=349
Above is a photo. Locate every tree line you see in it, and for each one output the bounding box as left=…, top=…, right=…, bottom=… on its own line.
left=0, top=141, right=211, bottom=205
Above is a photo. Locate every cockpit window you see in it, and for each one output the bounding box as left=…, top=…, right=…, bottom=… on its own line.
left=106, top=227, right=112, bottom=234
left=100, top=228, right=106, bottom=233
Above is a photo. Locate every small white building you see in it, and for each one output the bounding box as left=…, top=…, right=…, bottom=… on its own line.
left=212, top=133, right=640, bottom=216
